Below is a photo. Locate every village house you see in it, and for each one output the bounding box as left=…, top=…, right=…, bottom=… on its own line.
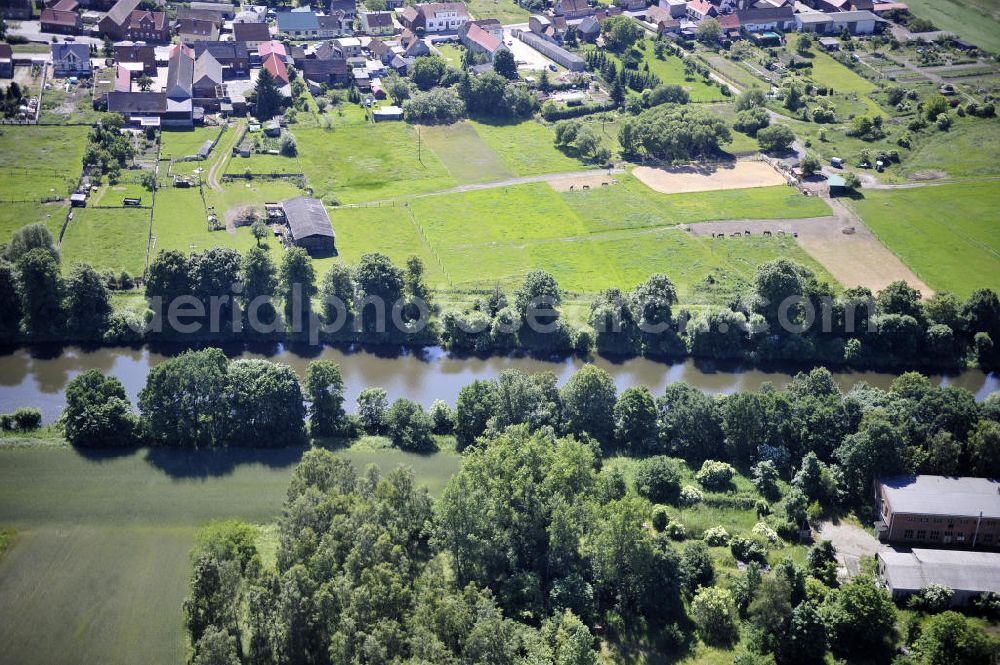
left=361, top=11, right=395, bottom=36
left=735, top=4, right=795, bottom=32
left=877, top=549, right=1000, bottom=606
left=263, top=52, right=290, bottom=85
left=98, top=0, right=140, bottom=37
left=795, top=8, right=881, bottom=34
left=192, top=41, right=250, bottom=76
left=528, top=14, right=571, bottom=44
left=51, top=42, right=93, bottom=77
left=460, top=21, right=506, bottom=61
left=40, top=6, right=84, bottom=34
left=329, top=0, right=358, bottom=19
left=277, top=11, right=321, bottom=38
left=875, top=475, right=1000, bottom=548
left=552, top=0, right=593, bottom=20
left=685, top=0, right=717, bottom=20
left=233, top=21, right=271, bottom=47
left=282, top=196, right=336, bottom=256
left=576, top=15, right=601, bottom=41
left=616, top=0, right=648, bottom=13
left=189, top=1, right=235, bottom=20
left=661, top=0, right=688, bottom=18
left=164, top=43, right=194, bottom=126
left=398, top=3, right=470, bottom=33
left=318, top=12, right=353, bottom=38
left=193, top=50, right=223, bottom=99
left=645, top=5, right=682, bottom=36
left=177, top=6, right=229, bottom=27
left=178, top=17, right=220, bottom=43
left=399, top=29, right=430, bottom=57
left=234, top=3, right=267, bottom=23
left=107, top=91, right=167, bottom=125
left=114, top=43, right=156, bottom=75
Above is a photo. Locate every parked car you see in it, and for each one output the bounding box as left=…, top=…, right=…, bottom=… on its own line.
left=548, top=64, right=557, bottom=72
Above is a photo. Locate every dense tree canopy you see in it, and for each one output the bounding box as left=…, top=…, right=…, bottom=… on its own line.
left=619, top=104, right=731, bottom=161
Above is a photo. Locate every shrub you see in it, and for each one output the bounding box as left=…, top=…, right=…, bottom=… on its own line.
left=729, top=535, right=768, bottom=564
left=691, top=587, right=740, bottom=646
left=757, top=123, right=795, bottom=152
left=11, top=407, right=42, bottom=431
left=634, top=455, right=682, bottom=503
left=356, top=387, right=388, bottom=434
left=752, top=521, right=780, bottom=544
left=751, top=460, right=781, bottom=500
left=907, top=584, right=954, bottom=613
left=652, top=505, right=670, bottom=531
left=666, top=522, right=687, bottom=540
left=680, top=485, right=704, bottom=506
left=384, top=398, right=436, bottom=452
left=402, top=87, right=466, bottom=124
left=429, top=399, right=454, bottom=434
left=732, top=107, right=769, bottom=136
left=703, top=526, right=730, bottom=546
left=696, top=460, right=736, bottom=490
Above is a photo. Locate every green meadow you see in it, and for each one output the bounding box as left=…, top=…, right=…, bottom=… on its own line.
left=903, top=0, right=1000, bottom=53
left=330, top=178, right=834, bottom=295
left=848, top=182, right=1000, bottom=298
left=0, top=443, right=460, bottom=665
left=60, top=207, right=151, bottom=276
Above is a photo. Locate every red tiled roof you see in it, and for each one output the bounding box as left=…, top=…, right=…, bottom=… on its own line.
left=687, top=0, right=715, bottom=15
left=257, top=40, right=287, bottom=58
left=52, top=0, right=78, bottom=11
left=718, top=13, right=741, bottom=29
left=126, top=10, right=167, bottom=31
left=115, top=63, right=131, bottom=91
left=464, top=22, right=500, bottom=52
left=40, top=8, right=80, bottom=26
left=263, top=52, right=289, bottom=84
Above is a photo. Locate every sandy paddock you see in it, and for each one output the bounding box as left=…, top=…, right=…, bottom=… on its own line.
left=546, top=173, right=620, bottom=192
left=632, top=161, right=787, bottom=194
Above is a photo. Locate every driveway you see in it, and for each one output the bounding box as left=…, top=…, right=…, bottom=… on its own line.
left=816, top=520, right=883, bottom=579
left=503, top=26, right=560, bottom=72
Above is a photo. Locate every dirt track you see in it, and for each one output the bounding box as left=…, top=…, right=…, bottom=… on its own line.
left=689, top=198, right=934, bottom=296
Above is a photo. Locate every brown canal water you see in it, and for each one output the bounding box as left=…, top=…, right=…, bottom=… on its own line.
left=0, top=344, right=996, bottom=423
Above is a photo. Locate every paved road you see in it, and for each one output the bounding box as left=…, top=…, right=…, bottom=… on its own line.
left=6, top=21, right=104, bottom=48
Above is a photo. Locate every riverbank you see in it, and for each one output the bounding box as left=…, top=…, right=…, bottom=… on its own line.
left=1, top=343, right=996, bottom=423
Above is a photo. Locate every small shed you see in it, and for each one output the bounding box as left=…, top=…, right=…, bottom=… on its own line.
left=281, top=196, right=335, bottom=255
left=827, top=174, right=846, bottom=195
left=819, top=36, right=839, bottom=51
left=70, top=192, right=87, bottom=207
left=372, top=105, right=403, bottom=122
left=197, top=139, right=213, bottom=159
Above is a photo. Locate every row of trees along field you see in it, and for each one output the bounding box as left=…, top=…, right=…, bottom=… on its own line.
left=179, top=424, right=1000, bottom=665
left=3, top=222, right=1000, bottom=371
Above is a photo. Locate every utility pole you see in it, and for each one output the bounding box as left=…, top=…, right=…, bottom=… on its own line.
left=417, top=126, right=422, bottom=164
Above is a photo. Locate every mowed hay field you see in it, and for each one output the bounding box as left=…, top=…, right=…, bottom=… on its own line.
left=0, top=445, right=460, bottom=665
left=903, top=0, right=1000, bottom=53
left=0, top=126, right=89, bottom=241
left=331, top=178, right=834, bottom=294
left=848, top=182, right=1000, bottom=298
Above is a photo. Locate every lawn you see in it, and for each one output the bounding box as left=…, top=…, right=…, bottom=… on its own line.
left=226, top=153, right=303, bottom=175
left=848, top=182, right=1000, bottom=298
left=60, top=207, right=150, bottom=276
left=159, top=126, right=224, bottom=161
left=434, top=42, right=466, bottom=68
left=152, top=186, right=275, bottom=257
left=464, top=0, right=530, bottom=23
left=0, top=202, right=68, bottom=244
left=468, top=119, right=589, bottom=176
left=332, top=179, right=837, bottom=295
left=903, top=0, right=1000, bottom=53
left=296, top=123, right=455, bottom=204
left=0, top=444, right=460, bottom=665
left=90, top=181, right=150, bottom=207
left=419, top=121, right=513, bottom=185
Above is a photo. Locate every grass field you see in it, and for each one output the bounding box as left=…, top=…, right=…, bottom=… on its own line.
left=296, top=122, right=455, bottom=204
left=903, top=0, right=1000, bottom=53
left=60, top=208, right=151, bottom=276
left=159, top=126, right=223, bottom=161
left=0, top=444, right=460, bottom=665
left=464, top=0, right=530, bottom=23
left=328, top=178, right=834, bottom=295
left=620, top=39, right=727, bottom=102
left=902, top=118, right=1000, bottom=180
left=225, top=153, right=303, bottom=175
left=849, top=182, right=1000, bottom=297
left=468, top=119, right=588, bottom=176
left=419, top=121, right=513, bottom=185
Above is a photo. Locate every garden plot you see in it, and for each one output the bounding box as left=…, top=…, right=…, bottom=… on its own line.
left=632, top=161, right=787, bottom=194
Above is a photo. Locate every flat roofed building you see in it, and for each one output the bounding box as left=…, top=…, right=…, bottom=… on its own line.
left=282, top=196, right=335, bottom=255
left=877, top=548, right=1000, bottom=605
left=875, top=475, right=1000, bottom=548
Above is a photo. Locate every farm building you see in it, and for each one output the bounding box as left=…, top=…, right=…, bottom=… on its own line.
left=877, top=549, right=1000, bottom=605
left=874, top=475, right=1000, bottom=548
left=517, top=30, right=586, bottom=71
left=281, top=197, right=336, bottom=255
